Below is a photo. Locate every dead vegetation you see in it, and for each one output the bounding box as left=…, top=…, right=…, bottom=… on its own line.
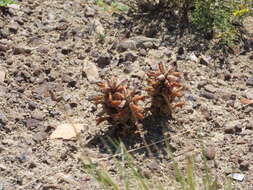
left=93, top=77, right=145, bottom=132
left=93, top=63, right=184, bottom=134
left=146, top=63, right=185, bottom=118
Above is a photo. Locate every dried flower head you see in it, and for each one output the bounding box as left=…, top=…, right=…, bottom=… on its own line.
left=94, top=77, right=145, bottom=129
left=146, top=63, right=184, bottom=117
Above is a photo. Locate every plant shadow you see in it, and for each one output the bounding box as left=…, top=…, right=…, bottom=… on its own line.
left=86, top=115, right=177, bottom=161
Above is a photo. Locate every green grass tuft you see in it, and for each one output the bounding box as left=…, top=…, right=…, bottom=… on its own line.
left=0, top=0, right=16, bottom=7
left=81, top=138, right=234, bottom=190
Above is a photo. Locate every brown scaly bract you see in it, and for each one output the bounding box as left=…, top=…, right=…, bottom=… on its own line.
left=146, top=63, right=184, bottom=118
left=93, top=77, right=145, bottom=129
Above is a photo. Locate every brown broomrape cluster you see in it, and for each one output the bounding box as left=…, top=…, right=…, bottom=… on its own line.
left=146, top=63, right=184, bottom=118
left=93, top=77, right=145, bottom=129
left=93, top=63, right=184, bottom=132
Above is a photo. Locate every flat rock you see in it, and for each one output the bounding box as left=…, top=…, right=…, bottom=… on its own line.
left=0, top=70, right=6, bottom=83
left=200, top=91, right=216, bottom=99
left=0, top=86, right=7, bottom=97
left=118, top=40, right=137, bottom=51
left=204, top=84, right=217, bottom=93
left=50, top=123, right=84, bottom=140
left=143, top=41, right=154, bottom=48
left=13, top=46, right=32, bottom=55
left=84, top=62, right=99, bottom=83
left=131, top=36, right=160, bottom=48
left=229, top=173, right=245, bottom=181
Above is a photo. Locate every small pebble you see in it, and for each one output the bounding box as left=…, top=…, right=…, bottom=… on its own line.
left=147, top=160, right=160, bottom=171
left=85, top=6, right=96, bottom=17
left=200, top=91, right=215, bottom=99
left=204, top=84, right=217, bottom=93
left=229, top=173, right=245, bottom=181
left=83, top=62, right=100, bottom=83
left=239, top=161, right=249, bottom=171
left=246, top=77, right=253, bottom=86
left=0, top=71, right=6, bottom=83
left=204, top=147, right=216, bottom=160
left=139, top=48, right=147, bottom=56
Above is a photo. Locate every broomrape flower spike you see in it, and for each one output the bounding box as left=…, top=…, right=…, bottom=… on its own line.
left=93, top=77, right=145, bottom=133
left=146, top=63, right=185, bottom=118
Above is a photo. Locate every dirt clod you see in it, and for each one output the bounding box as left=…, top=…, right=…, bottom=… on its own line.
left=239, top=161, right=250, bottom=171
left=204, top=147, right=216, bottom=160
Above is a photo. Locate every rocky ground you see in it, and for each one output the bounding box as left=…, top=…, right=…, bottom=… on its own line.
left=0, top=0, right=253, bottom=189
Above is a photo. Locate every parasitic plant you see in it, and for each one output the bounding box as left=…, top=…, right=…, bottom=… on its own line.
left=93, top=64, right=184, bottom=136
left=94, top=77, right=145, bottom=131
left=146, top=63, right=184, bottom=118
